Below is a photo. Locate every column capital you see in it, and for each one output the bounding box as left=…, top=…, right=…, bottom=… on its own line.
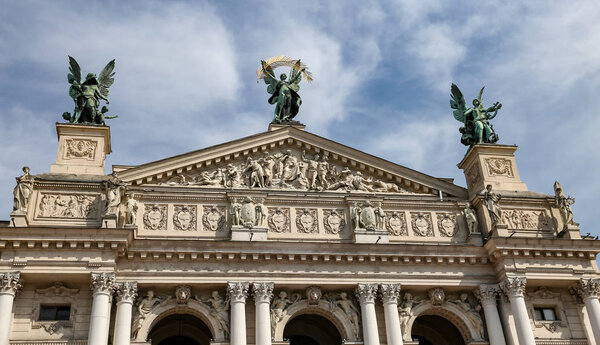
left=116, top=281, right=138, bottom=303
left=90, top=272, right=116, bottom=295
left=227, top=282, right=250, bottom=303
left=380, top=283, right=402, bottom=304
left=0, top=271, right=22, bottom=295
left=476, top=285, right=500, bottom=306
left=501, top=277, right=527, bottom=297
left=356, top=283, right=379, bottom=304
left=252, top=282, right=274, bottom=304
left=573, top=278, right=600, bottom=300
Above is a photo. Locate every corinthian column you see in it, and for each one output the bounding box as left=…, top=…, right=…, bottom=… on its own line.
left=574, top=279, right=600, bottom=345
left=88, top=272, right=115, bottom=345
left=228, top=282, right=250, bottom=345
left=0, top=272, right=22, bottom=345
left=114, top=282, right=138, bottom=345
left=356, top=283, right=380, bottom=345
left=476, top=285, right=506, bottom=345
left=380, top=284, right=403, bottom=345
left=253, top=283, right=274, bottom=345
left=500, top=277, right=535, bottom=345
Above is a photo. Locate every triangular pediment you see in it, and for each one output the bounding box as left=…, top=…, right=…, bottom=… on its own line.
left=117, top=126, right=467, bottom=198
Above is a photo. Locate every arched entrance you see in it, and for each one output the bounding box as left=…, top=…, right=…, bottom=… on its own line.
left=411, top=315, right=465, bottom=345
left=148, top=314, right=212, bottom=345
left=283, top=314, right=343, bottom=345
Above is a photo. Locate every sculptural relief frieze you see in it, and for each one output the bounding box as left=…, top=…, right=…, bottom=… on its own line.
left=323, top=209, right=346, bottom=234
left=132, top=290, right=169, bottom=339
left=386, top=211, right=407, bottom=236
left=485, top=158, right=513, bottom=177
left=271, top=291, right=301, bottom=338
left=268, top=208, right=290, bottom=233
left=173, top=205, right=197, bottom=231
left=157, top=147, right=415, bottom=195
left=437, top=213, right=458, bottom=237
left=64, top=139, right=97, bottom=160
left=201, top=206, right=225, bottom=232
left=411, top=212, right=433, bottom=237
left=196, top=291, right=230, bottom=338
left=37, top=193, right=101, bottom=219
left=143, top=204, right=167, bottom=230
left=295, top=208, right=318, bottom=233
left=501, top=209, right=553, bottom=230
left=328, top=291, right=361, bottom=340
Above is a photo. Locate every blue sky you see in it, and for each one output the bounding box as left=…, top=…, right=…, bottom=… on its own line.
left=0, top=1, right=598, bottom=237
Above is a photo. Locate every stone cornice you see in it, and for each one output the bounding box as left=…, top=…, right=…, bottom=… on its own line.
left=485, top=237, right=600, bottom=262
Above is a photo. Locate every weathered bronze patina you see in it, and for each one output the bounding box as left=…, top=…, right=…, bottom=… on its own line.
left=450, top=83, right=502, bottom=146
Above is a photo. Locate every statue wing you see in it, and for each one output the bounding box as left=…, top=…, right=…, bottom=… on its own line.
left=67, top=56, right=81, bottom=85
left=450, top=83, right=467, bottom=123
left=261, top=60, right=278, bottom=94
left=289, top=60, right=302, bottom=93
left=98, top=59, right=116, bottom=98
left=477, top=86, right=485, bottom=103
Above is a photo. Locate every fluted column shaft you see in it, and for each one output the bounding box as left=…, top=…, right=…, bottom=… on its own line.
left=228, top=282, right=250, bottom=345
left=357, top=283, right=380, bottom=345
left=574, top=279, right=600, bottom=345
left=501, top=277, right=535, bottom=345
left=253, top=283, right=274, bottom=345
left=380, top=284, right=403, bottom=345
left=114, top=282, right=138, bottom=345
left=88, top=273, right=116, bottom=345
left=0, top=272, right=21, bottom=345
left=477, top=285, right=506, bottom=345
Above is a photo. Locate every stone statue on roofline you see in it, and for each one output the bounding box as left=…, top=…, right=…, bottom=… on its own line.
left=62, top=56, right=117, bottom=125
left=257, top=56, right=313, bottom=124
left=554, top=181, right=576, bottom=228
left=450, top=83, right=502, bottom=147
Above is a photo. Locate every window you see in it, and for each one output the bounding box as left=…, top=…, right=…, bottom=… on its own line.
left=39, top=305, right=70, bottom=321
left=534, top=307, right=557, bottom=321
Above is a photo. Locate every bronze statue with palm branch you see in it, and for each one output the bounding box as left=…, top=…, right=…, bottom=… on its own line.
left=257, top=56, right=313, bottom=124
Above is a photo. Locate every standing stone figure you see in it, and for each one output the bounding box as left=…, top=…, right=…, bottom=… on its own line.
left=270, top=291, right=297, bottom=337
left=484, top=184, right=502, bottom=226
left=450, top=84, right=502, bottom=146
left=554, top=181, right=576, bottom=227
left=374, top=202, right=386, bottom=230
left=451, top=293, right=484, bottom=338
left=12, top=166, right=34, bottom=213
left=255, top=198, right=267, bottom=227
left=132, top=290, right=162, bottom=339
left=202, top=291, right=230, bottom=336
left=230, top=198, right=241, bottom=226
left=104, top=172, right=125, bottom=217
left=334, top=292, right=360, bottom=339
left=351, top=202, right=361, bottom=230
left=398, top=292, right=415, bottom=338
left=464, top=202, right=479, bottom=234
left=125, top=193, right=139, bottom=225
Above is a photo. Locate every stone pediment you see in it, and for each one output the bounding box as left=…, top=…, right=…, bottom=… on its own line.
left=117, top=126, right=467, bottom=198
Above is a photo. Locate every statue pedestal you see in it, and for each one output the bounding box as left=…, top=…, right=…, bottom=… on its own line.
left=9, top=211, right=28, bottom=227
left=490, top=224, right=509, bottom=237
left=101, top=214, right=117, bottom=228
left=230, top=226, right=268, bottom=241
left=268, top=122, right=306, bottom=131
left=458, top=144, right=528, bottom=199
left=353, top=229, right=389, bottom=244
left=50, top=123, right=111, bottom=175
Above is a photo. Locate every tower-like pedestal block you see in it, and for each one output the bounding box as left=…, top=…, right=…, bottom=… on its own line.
left=353, top=229, right=389, bottom=244
left=230, top=226, right=268, bottom=241
left=50, top=124, right=111, bottom=175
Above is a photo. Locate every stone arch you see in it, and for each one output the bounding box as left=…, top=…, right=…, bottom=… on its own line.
left=405, top=301, right=485, bottom=343
left=134, top=299, right=226, bottom=342
left=272, top=299, right=357, bottom=342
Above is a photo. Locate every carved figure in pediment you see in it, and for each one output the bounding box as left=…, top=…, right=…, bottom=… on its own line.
left=554, top=181, right=576, bottom=228
left=302, top=150, right=321, bottom=190
left=374, top=202, right=386, bottom=230
left=374, top=179, right=403, bottom=193
left=316, top=156, right=330, bottom=190
left=484, top=184, right=502, bottom=226
left=225, top=164, right=244, bottom=188
left=279, top=151, right=308, bottom=188
left=125, top=193, right=138, bottom=225
left=105, top=172, right=126, bottom=217
left=196, top=169, right=225, bottom=187
left=255, top=198, right=267, bottom=227
left=260, top=152, right=276, bottom=187
left=245, top=157, right=265, bottom=188
left=132, top=290, right=162, bottom=339
left=332, top=292, right=360, bottom=339
left=13, top=166, right=34, bottom=213
left=164, top=173, right=191, bottom=186
left=230, top=198, right=242, bottom=226
left=464, top=203, right=478, bottom=234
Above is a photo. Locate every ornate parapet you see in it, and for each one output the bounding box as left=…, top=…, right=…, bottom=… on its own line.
left=252, top=282, right=274, bottom=303
left=0, top=271, right=22, bottom=296
left=355, top=283, right=378, bottom=305
left=501, top=277, right=527, bottom=298
left=116, top=281, right=138, bottom=303
left=50, top=123, right=111, bottom=175
left=90, top=272, right=116, bottom=295
left=380, top=283, right=402, bottom=304
left=227, top=282, right=250, bottom=304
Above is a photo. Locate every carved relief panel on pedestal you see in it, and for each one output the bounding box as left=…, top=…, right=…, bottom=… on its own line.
left=64, top=139, right=97, bottom=160
left=501, top=209, right=554, bottom=231
left=143, top=204, right=167, bottom=230
left=484, top=158, right=513, bottom=177
left=36, top=193, right=102, bottom=219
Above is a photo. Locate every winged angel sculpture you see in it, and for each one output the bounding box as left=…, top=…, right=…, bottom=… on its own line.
left=450, top=84, right=502, bottom=147
left=257, top=56, right=313, bottom=123
left=62, top=56, right=117, bottom=125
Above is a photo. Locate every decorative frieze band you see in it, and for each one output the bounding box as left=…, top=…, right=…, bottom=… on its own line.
left=116, top=281, right=138, bottom=303
left=90, top=272, right=116, bottom=295
left=0, top=271, right=22, bottom=295
left=252, top=282, right=274, bottom=303
left=227, top=282, right=250, bottom=303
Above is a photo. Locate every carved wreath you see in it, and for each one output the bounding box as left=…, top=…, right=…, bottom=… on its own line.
left=411, top=212, right=433, bottom=237
left=173, top=205, right=197, bottom=231
left=296, top=208, right=318, bottom=233
left=202, top=206, right=224, bottom=231
left=386, top=212, right=407, bottom=236
left=143, top=204, right=167, bottom=230
left=437, top=213, right=457, bottom=237
left=323, top=209, right=346, bottom=234
left=268, top=208, right=290, bottom=233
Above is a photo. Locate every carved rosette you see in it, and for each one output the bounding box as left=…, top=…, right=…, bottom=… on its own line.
left=410, top=212, right=433, bottom=237
left=252, top=282, right=274, bottom=303
left=323, top=209, right=346, bottom=234
left=143, top=204, right=167, bottom=230
left=476, top=285, right=499, bottom=306
left=355, top=283, right=378, bottom=305
left=227, top=282, right=250, bottom=304
left=386, top=212, right=407, bottom=236
left=173, top=205, right=197, bottom=231
left=428, top=288, right=445, bottom=305
left=268, top=208, right=290, bottom=233
left=380, top=284, right=402, bottom=304
left=437, top=213, right=457, bottom=237
left=202, top=206, right=225, bottom=232
left=90, top=272, right=116, bottom=295
left=64, top=139, right=97, bottom=160
left=0, top=272, right=22, bottom=295
left=573, top=279, right=600, bottom=300
left=485, top=158, right=513, bottom=177
left=116, top=281, right=138, bottom=303
left=501, top=277, right=527, bottom=298
left=296, top=208, right=318, bottom=233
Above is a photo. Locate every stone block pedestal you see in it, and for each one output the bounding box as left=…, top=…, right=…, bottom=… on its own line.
left=353, top=229, right=389, bottom=244
left=9, top=212, right=28, bottom=227
left=50, top=123, right=111, bottom=175
left=230, top=227, right=268, bottom=241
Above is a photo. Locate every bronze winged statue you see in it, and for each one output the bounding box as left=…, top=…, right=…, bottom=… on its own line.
left=450, top=83, right=501, bottom=147
left=62, top=56, right=117, bottom=125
